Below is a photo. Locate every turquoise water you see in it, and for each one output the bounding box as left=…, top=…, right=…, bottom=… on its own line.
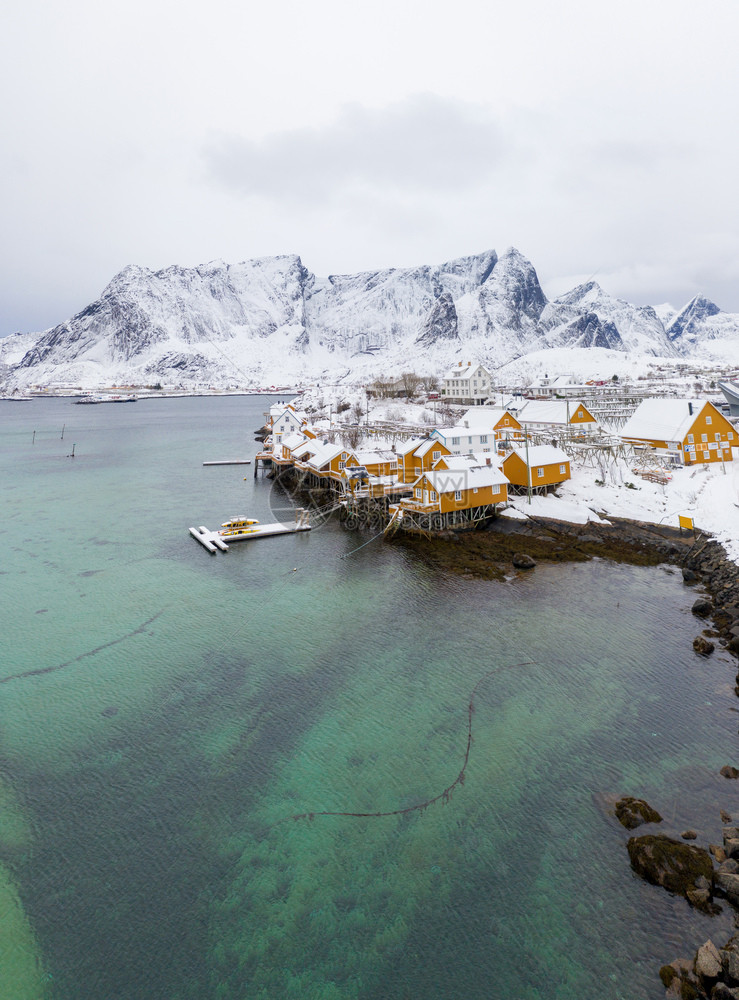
left=1, top=396, right=738, bottom=999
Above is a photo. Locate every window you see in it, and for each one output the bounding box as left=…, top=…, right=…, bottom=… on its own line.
left=341, top=452, right=347, bottom=460
left=483, top=447, right=490, bottom=453
left=703, top=452, right=709, bottom=461
left=701, top=433, right=708, bottom=442
left=338, top=461, right=345, bottom=470
left=430, top=491, right=437, bottom=501
left=454, top=490, right=462, bottom=501
left=688, top=433, right=694, bottom=443
left=415, top=488, right=422, bottom=499
left=716, top=433, right=721, bottom=441
left=504, top=418, right=509, bottom=425
left=432, top=450, right=440, bottom=461
left=473, top=487, right=478, bottom=494
left=577, top=410, right=583, bottom=418
left=279, top=425, right=284, bottom=432
left=451, top=437, right=460, bottom=445
left=730, top=431, right=735, bottom=439
left=537, top=467, right=544, bottom=478
left=706, top=415, right=712, bottom=425
left=492, top=484, right=500, bottom=494
left=559, top=464, right=566, bottom=474
left=390, top=460, right=397, bottom=469
left=480, top=435, right=488, bottom=443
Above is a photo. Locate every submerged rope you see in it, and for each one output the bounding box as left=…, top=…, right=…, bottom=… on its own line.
left=277, top=661, right=534, bottom=827
left=0, top=610, right=165, bottom=686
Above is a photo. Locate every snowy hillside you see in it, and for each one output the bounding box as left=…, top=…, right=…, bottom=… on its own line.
left=3, top=247, right=739, bottom=390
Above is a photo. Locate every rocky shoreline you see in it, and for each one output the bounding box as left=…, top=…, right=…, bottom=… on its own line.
left=394, top=513, right=739, bottom=997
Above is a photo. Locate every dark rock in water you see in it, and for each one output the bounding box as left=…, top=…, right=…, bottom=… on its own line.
left=715, top=871, right=739, bottom=906
left=682, top=567, right=699, bottom=584
left=722, top=811, right=734, bottom=824
left=101, top=706, right=119, bottom=718
left=614, top=796, right=663, bottom=829
left=626, top=834, right=716, bottom=912
left=721, top=766, right=739, bottom=780
left=682, top=830, right=698, bottom=840
left=712, top=981, right=739, bottom=999
left=692, top=598, right=714, bottom=618
left=693, top=636, right=716, bottom=656
left=512, top=552, right=536, bottom=569
left=659, top=958, right=703, bottom=998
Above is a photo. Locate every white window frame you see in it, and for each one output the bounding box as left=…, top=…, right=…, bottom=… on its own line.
left=454, top=489, right=462, bottom=502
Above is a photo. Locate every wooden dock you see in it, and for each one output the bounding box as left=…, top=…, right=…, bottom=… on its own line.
left=189, top=510, right=311, bottom=554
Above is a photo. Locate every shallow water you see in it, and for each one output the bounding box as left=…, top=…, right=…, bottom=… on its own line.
left=1, top=395, right=738, bottom=999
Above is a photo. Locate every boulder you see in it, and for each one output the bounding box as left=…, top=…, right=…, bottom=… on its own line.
left=682, top=567, right=699, bottom=584
left=715, top=872, right=739, bottom=906
left=693, top=598, right=714, bottom=618
left=627, top=834, right=716, bottom=913
left=512, top=552, right=536, bottom=569
left=694, top=939, right=722, bottom=980
left=721, top=767, right=739, bottom=780
left=614, top=796, right=663, bottom=830
left=712, top=982, right=739, bottom=999
left=694, top=636, right=716, bottom=656
left=682, top=830, right=698, bottom=840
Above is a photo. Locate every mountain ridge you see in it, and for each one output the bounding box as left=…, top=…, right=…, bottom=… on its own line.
left=4, top=247, right=738, bottom=389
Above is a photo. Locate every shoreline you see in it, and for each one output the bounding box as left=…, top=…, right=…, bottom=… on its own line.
left=398, top=513, right=739, bottom=997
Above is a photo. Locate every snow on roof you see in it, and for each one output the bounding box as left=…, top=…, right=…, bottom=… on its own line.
left=438, top=451, right=503, bottom=470
left=443, top=364, right=488, bottom=381
left=620, top=398, right=714, bottom=442
left=516, top=400, right=594, bottom=424
left=423, top=465, right=508, bottom=491
left=353, top=449, right=396, bottom=464
left=397, top=437, right=426, bottom=456
left=459, top=406, right=513, bottom=425
left=305, top=442, right=345, bottom=469
left=505, top=444, right=571, bottom=465
left=413, top=439, right=446, bottom=457
left=281, top=431, right=308, bottom=450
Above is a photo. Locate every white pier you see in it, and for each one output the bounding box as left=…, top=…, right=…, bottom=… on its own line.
left=189, top=510, right=311, bottom=554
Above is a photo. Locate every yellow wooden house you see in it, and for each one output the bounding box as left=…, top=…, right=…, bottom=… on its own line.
left=620, top=399, right=736, bottom=465
left=515, top=399, right=599, bottom=436
left=396, top=438, right=453, bottom=483
left=390, top=463, right=509, bottom=530
left=501, top=445, right=572, bottom=493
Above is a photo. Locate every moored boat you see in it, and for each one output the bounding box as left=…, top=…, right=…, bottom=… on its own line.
left=220, top=517, right=260, bottom=530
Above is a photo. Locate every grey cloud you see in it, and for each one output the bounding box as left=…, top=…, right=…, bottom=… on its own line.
left=202, top=96, right=506, bottom=202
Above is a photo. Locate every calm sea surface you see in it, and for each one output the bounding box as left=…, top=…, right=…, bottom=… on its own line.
left=1, top=395, right=738, bottom=1000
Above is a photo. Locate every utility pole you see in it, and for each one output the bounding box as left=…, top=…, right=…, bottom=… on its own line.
left=525, top=432, right=532, bottom=505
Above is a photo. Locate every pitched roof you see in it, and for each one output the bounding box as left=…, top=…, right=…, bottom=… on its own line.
left=443, top=364, right=488, bottom=381
left=516, top=400, right=594, bottom=424
left=503, top=445, right=571, bottom=466
left=620, top=399, right=717, bottom=442
left=305, top=442, right=345, bottom=470
left=422, top=465, right=508, bottom=492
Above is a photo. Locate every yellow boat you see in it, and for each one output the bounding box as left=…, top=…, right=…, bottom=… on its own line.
left=220, top=516, right=260, bottom=530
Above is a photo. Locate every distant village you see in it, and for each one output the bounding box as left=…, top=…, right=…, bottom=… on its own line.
left=255, top=361, right=739, bottom=535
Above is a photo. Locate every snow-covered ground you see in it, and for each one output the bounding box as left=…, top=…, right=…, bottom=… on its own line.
left=505, top=456, right=739, bottom=564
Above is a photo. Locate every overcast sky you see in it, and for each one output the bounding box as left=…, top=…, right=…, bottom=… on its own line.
left=2, top=0, right=738, bottom=336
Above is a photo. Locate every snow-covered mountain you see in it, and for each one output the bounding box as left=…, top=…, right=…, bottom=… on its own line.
left=3, top=248, right=739, bottom=389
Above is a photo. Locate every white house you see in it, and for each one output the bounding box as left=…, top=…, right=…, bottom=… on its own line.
left=441, top=363, right=492, bottom=405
